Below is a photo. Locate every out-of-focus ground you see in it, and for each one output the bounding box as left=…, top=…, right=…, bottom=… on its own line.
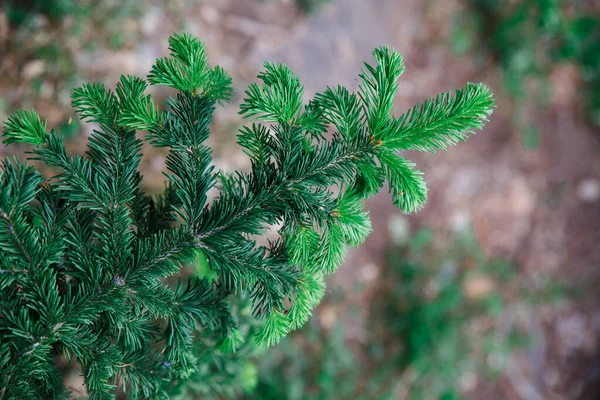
left=1, top=0, right=599, bottom=399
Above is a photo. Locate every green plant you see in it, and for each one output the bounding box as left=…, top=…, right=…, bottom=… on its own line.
left=453, top=0, right=600, bottom=134
left=0, top=33, right=493, bottom=398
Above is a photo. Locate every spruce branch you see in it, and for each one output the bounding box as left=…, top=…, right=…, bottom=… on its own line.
left=381, top=82, right=495, bottom=152
left=0, top=32, right=494, bottom=399
left=147, top=33, right=232, bottom=101
left=71, top=83, right=119, bottom=126
left=376, top=148, right=428, bottom=213
left=359, top=46, right=405, bottom=137
left=3, top=109, right=48, bottom=145
left=239, top=62, right=304, bottom=123
left=312, top=85, right=363, bottom=137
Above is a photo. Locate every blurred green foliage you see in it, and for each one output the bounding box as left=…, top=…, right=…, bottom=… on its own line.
left=262, top=0, right=332, bottom=15
left=2, top=0, right=141, bottom=121
left=5, top=0, right=138, bottom=34
left=374, top=229, right=520, bottom=399
left=167, top=299, right=261, bottom=400
left=250, top=323, right=375, bottom=400
left=5, top=0, right=77, bottom=25
left=452, top=0, right=600, bottom=132
left=296, top=0, right=332, bottom=15
left=6, top=0, right=140, bottom=51
left=248, top=228, right=561, bottom=399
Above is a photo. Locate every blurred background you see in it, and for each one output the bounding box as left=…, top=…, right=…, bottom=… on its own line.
left=1, top=0, right=599, bottom=399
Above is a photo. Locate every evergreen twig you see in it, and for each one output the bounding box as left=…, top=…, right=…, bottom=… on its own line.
left=0, top=33, right=494, bottom=399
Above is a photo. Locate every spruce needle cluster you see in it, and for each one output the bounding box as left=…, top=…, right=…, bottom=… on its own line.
left=0, top=33, right=494, bottom=399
